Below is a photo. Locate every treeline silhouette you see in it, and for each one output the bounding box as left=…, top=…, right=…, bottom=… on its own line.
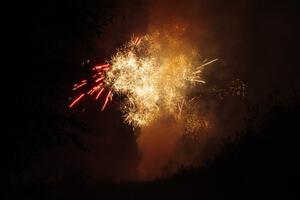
left=4, top=96, right=299, bottom=199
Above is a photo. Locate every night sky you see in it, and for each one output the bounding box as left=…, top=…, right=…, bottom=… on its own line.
left=5, top=0, right=299, bottom=199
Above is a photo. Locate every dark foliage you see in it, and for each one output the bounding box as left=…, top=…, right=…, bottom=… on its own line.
left=3, top=0, right=115, bottom=185
left=4, top=100, right=299, bottom=199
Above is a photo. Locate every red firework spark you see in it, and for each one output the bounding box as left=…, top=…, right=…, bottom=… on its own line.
left=68, top=37, right=141, bottom=111
left=69, top=93, right=85, bottom=108
left=68, top=62, right=111, bottom=110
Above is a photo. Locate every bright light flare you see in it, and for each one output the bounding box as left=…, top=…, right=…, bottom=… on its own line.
left=69, top=30, right=218, bottom=128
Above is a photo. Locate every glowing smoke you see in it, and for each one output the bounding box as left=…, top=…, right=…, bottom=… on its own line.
left=137, top=118, right=184, bottom=180
left=68, top=0, right=247, bottom=181
left=136, top=0, right=216, bottom=180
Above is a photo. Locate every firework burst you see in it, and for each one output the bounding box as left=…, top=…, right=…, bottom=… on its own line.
left=69, top=30, right=217, bottom=128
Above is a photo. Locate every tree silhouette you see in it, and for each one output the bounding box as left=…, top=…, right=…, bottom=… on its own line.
left=4, top=0, right=115, bottom=185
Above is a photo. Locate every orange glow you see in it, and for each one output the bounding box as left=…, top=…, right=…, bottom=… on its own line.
left=69, top=33, right=217, bottom=128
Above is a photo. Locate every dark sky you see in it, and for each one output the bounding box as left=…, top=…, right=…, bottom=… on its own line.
left=8, top=0, right=299, bottom=182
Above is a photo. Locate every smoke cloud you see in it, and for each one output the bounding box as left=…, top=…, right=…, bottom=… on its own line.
left=30, top=0, right=297, bottom=182
left=137, top=118, right=183, bottom=180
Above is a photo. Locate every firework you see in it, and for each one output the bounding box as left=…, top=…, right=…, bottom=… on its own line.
left=69, top=31, right=218, bottom=128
